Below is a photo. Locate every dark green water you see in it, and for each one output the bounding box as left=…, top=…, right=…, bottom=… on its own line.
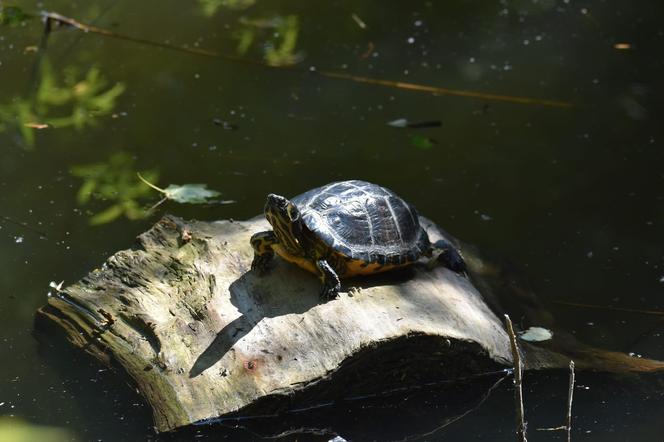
left=1, top=0, right=663, bottom=440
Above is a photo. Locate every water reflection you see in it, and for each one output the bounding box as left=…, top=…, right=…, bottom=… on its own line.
left=198, top=0, right=255, bottom=16
left=70, top=152, right=158, bottom=225
left=236, top=15, right=304, bottom=66
left=0, top=59, right=125, bottom=147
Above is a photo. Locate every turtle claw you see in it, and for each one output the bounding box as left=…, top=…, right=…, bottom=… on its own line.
left=320, top=281, right=341, bottom=301
left=316, top=259, right=341, bottom=301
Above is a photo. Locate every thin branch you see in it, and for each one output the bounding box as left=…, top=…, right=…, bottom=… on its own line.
left=536, top=359, right=575, bottom=440
left=0, top=215, right=48, bottom=239
left=136, top=172, right=166, bottom=193
left=40, top=11, right=574, bottom=108
left=566, top=360, right=575, bottom=442
left=391, top=372, right=510, bottom=442
left=504, top=314, right=527, bottom=442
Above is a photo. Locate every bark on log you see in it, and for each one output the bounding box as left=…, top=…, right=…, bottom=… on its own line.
left=35, top=215, right=664, bottom=432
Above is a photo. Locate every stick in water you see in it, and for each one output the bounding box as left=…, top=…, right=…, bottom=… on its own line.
left=504, top=314, right=527, bottom=442
left=566, top=360, right=575, bottom=442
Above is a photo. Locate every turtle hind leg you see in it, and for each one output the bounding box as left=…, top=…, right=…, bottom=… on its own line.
left=429, top=239, right=467, bottom=275
left=250, top=231, right=278, bottom=274
left=315, top=259, right=341, bottom=301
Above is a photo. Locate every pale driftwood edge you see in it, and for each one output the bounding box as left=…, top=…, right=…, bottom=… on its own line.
left=35, top=215, right=664, bottom=432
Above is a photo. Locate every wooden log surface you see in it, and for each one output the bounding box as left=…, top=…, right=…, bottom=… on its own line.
left=35, top=215, right=664, bottom=432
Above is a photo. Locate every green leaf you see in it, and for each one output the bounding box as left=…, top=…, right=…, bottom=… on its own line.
left=163, top=184, right=221, bottom=204
left=89, top=204, right=125, bottom=225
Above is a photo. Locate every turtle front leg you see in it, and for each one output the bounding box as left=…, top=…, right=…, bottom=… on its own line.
left=428, top=239, right=467, bottom=276
left=250, top=231, right=278, bottom=274
left=315, top=259, right=341, bottom=301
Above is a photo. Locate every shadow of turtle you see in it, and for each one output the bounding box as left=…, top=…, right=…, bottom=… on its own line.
left=189, top=246, right=463, bottom=378
left=189, top=259, right=323, bottom=378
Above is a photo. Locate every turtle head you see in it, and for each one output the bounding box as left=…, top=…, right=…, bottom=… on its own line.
left=264, top=193, right=304, bottom=254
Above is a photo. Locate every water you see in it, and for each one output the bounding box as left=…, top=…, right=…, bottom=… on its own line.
left=1, top=0, right=663, bottom=440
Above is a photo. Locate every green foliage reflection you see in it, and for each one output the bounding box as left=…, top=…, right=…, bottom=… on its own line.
left=235, top=15, right=303, bottom=66
left=0, top=59, right=125, bottom=148
left=71, top=152, right=158, bottom=225
left=198, top=0, right=255, bottom=16
left=0, top=5, right=33, bottom=27
left=0, top=418, right=75, bottom=442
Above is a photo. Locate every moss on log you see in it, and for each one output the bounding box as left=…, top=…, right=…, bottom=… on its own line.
left=35, top=215, right=664, bottom=432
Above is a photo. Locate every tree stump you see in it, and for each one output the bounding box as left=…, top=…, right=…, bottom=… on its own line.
left=35, top=215, right=664, bottom=432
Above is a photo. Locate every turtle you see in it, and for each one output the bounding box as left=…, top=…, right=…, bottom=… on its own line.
left=250, top=180, right=466, bottom=300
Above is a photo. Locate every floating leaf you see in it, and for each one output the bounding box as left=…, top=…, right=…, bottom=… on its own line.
left=163, top=184, right=221, bottom=204
left=137, top=173, right=224, bottom=205
left=518, top=327, right=554, bottom=342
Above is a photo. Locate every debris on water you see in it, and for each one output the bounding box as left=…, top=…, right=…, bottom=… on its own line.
left=387, top=118, right=442, bottom=129
left=329, top=436, right=348, bottom=442
left=474, top=211, right=492, bottom=221
left=24, top=122, right=50, bottom=129
left=387, top=118, right=409, bottom=128
left=14, top=236, right=24, bottom=243
left=518, top=327, right=553, bottom=342
left=350, top=13, right=366, bottom=29
left=586, top=251, right=593, bottom=258
left=212, top=118, right=238, bottom=130
left=658, top=276, right=664, bottom=283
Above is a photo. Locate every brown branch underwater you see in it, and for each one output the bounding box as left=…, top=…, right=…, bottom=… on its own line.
left=41, top=11, right=573, bottom=108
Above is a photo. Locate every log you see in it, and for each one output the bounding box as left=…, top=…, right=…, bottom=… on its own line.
left=35, top=215, right=664, bottom=432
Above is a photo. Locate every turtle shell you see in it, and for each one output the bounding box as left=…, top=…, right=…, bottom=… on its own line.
left=291, top=180, right=431, bottom=265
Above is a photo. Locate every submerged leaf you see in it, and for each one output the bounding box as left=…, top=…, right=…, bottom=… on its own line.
left=410, top=135, right=436, bottom=150
left=163, top=184, right=222, bottom=204
left=0, top=6, right=33, bottom=27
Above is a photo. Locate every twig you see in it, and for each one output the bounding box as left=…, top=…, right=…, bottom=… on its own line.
left=535, top=359, right=575, bottom=440
left=566, top=360, right=575, bottom=442
left=504, top=314, right=527, bottom=442
left=40, top=11, right=574, bottom=108
left=390, top=372, right=510, bottom=442
left=0, top=215, right=48, bottom=239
